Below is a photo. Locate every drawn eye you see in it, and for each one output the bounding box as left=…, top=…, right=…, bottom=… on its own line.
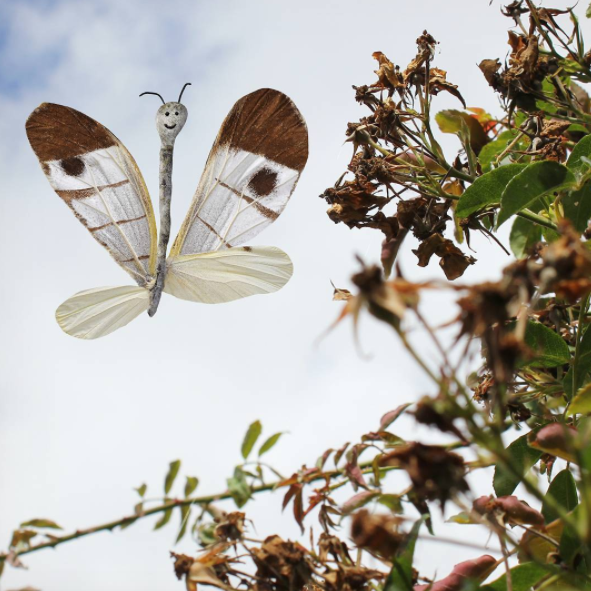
left=175, top=112, right=179, bottom=116
left=165, top=112, right=170, bottom=116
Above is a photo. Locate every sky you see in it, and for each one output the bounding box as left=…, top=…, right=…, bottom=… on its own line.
left=1, top=0, right=590, bottom=589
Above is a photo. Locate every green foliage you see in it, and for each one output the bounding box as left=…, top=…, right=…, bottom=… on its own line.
left=19, top=519, right=62, bottom=530
left=258, top=432, right=284, bottom=456
left=184, top=476, right=199, bottom=498
left=564, top=325, right=591, bottom=399
left=478, top=129, right=524, bottom=172
left=134, top=483, right=147, bottom=498
left=164, top=460, right=181, bottom=495
left=493, top=434, right=542, bottom=497
left=482, top=563, right=550, bottom=591
left=523, top=320, right=571, bottom=367
left=241, top=420, right=262, bottom=459
left=497, top=161, right=575, bottom=227
left=383, top=518, right=423, bottom=591
left=542, top=469, right=579, bottom=523
left=153, top=508, right=173, bottom=531
left=455, top=163, right=526, bottom=218
left=227, top=467, right=252, bottom=508
left=509, top=216, right=542, bottom=257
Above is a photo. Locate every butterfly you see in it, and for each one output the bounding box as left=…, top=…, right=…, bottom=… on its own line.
left=25, top=86, right=308, bottom=339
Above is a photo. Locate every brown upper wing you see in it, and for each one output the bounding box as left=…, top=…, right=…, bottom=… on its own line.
left=170, top=89, right=308, bottom=256
left=26, top=103, right=157, bottom=284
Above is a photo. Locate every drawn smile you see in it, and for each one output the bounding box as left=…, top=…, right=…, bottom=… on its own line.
left=165, top=123, right=177, bottom=129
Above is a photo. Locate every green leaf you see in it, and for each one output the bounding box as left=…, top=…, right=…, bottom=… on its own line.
left=184, top=476, right=199, bottom=498
left=456, top=163, right=526, bottom=219
left=482, top=562, right=549, bottom=591
left=119, top=516, right=138, bottom=530
left=493, top=433, right=542, bottom=497
left=542, top=469, right=579, bottom=523
left=19, top=518, right=62, bottom=530
left=478, top=129, right=522, bottom=172
left=153, top=508, right=173, bottom=530
left=241, top=420, right=262, bottom=459
left=564, top=326, right=591, bottom=400
left=587, top=2, right=591, bottom=18
left=568, top=134, right=591, bottom=176
left=164, top=460, right=181, bottom=495
left=258, top=432, right=284, bottom=457
left=384, top=517, right=424, bottom=591
left=563, top=183, right=591, bottom=233
left=510, top=216, right=542, bottom=258
left=567, top=383, right=591, bottom=416
left=560, top=505, right=590, bottom=567
left=227, top=467, right=251, bottom=508
left=523, top=321, right=570, bottom=368
left=198, top=522, right=217, bottom=546
left=446, top=511, right=474, bottom=524
left=377, top=494, right=403, bottom=513
left=435, top=110, right=489, bottom=154
left=497, top=161, right=576, bottom=227
left=135, top=483, right=147, bottom=498
left=176, top=505, right=191, bottom=543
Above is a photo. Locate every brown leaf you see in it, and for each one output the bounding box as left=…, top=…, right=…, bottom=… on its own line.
left=528, top=423, right=578, bottom=464
left=478, top=59, right=502, bottom=87
left=414, top=555, right=497, bottom=591
left=331, top=282, right=352, bottom=301
left=379, top=404, right=411, bottom=431
left=519, top=517, right=563, bottom=563
left=413, top=234, right=475, bottom=280
left=350, top=509, right=404, bottom=559
left=372, top=52, right=405, bottom=93
left=381, top=442, right=468, bottom=507
left=472, top=495, right=544, bottom=527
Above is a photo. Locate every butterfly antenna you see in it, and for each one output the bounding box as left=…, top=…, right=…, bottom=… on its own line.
left=178, top=82, right=192, bottom=103
left=139, top=91, right=165, bottom=104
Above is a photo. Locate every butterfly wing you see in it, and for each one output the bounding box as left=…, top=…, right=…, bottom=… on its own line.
left=170, top=88, right=308, bottom=256
left=26, top=103, right=157, bottom=285
left=164, top=246, right=292, bottom=304
left=56, top=286, right=150, bottom=339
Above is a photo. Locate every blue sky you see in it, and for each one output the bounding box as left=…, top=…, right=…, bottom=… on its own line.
left=1, top=1, right=590, bottom=590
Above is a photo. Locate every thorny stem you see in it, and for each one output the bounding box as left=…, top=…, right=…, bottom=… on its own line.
left=570, top=294, right=590, bottom=406
left=0, top=463, right=399, bottom=565
left=498, top=532, right=513, bottom=591
left=392, top=310, right=582, bottom=538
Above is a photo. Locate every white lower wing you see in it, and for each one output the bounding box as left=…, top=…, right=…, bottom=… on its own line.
left=164, top=246, right=293, bottom=304
left=56, top=286, right=150, bottom=339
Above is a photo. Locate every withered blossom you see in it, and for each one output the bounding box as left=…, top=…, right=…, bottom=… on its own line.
left=380, top=442, right=469, bottom=507
left=252, top=536, right=313, bottom=591
left=214, top=512, right=245, bottom=542
left=320, top=32, right=475, bottom=281
left=350, top=510, right=404, bottom=559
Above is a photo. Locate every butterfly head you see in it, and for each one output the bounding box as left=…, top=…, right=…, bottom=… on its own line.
left=140, top=83, right=191, bottom=147
left=156, top=102, right=188, bottom=145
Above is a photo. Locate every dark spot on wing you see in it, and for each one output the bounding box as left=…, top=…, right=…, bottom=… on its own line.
left=248, top=167, right=278, bottom=197
left=60, top=156, right=85, bottom=176
left=242, top=246, right=252, bottom=252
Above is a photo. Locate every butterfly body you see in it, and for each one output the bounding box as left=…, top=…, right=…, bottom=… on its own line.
left=26, top=88, right=308, bottom=339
